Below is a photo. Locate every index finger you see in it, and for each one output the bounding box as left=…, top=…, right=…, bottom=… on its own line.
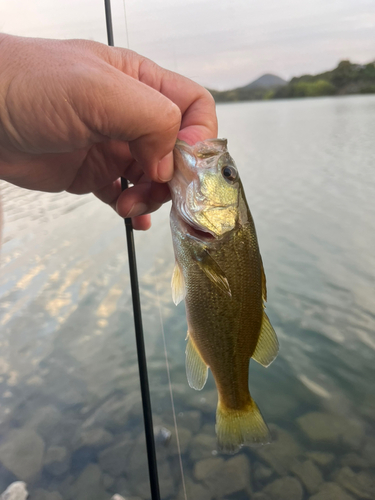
left=137, top=58, right=218, bottom=145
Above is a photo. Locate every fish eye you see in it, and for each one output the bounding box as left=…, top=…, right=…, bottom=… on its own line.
left=221, top=165, right=238, bottom=183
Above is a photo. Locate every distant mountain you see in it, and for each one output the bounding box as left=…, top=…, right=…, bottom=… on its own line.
left=208, top=60, right=375, bottom=103
left=242, top=74, right=286, bottom=90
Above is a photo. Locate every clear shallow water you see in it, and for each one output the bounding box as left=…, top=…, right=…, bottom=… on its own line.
left=0, top=95, right=374, bottom=500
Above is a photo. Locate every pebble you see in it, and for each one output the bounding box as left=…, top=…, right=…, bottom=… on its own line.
left=297, top=412, right=364, bottom=449
left=263, top=477, right=303, bottom=500
left=335, top=466, right=375, bottom=499
left=309, top=482, right=355, bottom=500
left=291, top=459, right=323, bottom=494
left=255, top=425, right=301, bottom=475
left=0, top=429, right=45, bottom=481
left=0, top=482, right=28, bottom=500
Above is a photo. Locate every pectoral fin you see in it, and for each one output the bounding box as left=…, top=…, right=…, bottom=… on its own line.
left=171, top=261, right=186, bottom=305
left=195, top=249, right=232, bottom=297
left=252, top=313, right=279, bottom=367
left=186, top=334, right=208, bottom=390
left=260, top=256, right=267, bottom=303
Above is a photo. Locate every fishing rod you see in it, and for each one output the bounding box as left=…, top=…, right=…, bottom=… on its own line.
left=103, top=1, right=161, bottom=499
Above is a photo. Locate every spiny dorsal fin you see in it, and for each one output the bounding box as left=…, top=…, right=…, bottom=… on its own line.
left=171, top=261, right=186, bottom=305
left=195, top=249, right=231, bottom=297
left=186, top=333, right=208, bottom=390
left=252, top=312, right=279, bottom=367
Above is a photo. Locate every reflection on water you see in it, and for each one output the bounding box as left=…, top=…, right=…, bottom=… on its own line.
left=0, top=95, right=374, bottom=500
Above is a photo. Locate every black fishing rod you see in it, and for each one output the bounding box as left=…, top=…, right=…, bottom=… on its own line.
left=103, top=1, right=161, bottom=499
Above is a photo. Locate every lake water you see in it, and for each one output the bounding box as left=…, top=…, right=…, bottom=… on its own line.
left=0, top=95, right=374, bottom=500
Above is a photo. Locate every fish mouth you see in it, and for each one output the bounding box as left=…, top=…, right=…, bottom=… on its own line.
left=186, top=223, right=216, bottom=241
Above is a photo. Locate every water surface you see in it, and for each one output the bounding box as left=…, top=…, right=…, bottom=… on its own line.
left=0, top=95, right=374, bottom=500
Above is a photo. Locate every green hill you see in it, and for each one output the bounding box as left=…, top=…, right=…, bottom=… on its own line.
left=209, top=60, right=375, bottom=103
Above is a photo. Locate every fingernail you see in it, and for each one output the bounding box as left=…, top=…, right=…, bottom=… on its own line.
left=157, top=152, right=174, bottom=182
left=123, top=202, right=148, bottom=218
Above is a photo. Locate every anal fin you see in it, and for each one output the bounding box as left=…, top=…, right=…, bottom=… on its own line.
left=252, top=312, right=279, bottom=367
left=186, top=334, right=208, bottom=390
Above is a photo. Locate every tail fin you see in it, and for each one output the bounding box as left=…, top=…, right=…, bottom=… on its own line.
left=215, top=398, right=271, bottom=453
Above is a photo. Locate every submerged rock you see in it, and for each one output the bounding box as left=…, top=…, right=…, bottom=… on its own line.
left=189, top=433, right=218, bottom=461
left=291, top=459, right=323, bottom=494
left=167, top=427, right=192, bottom=456
left=255, top=425, right=301, bottom=475
left=335, top=466, right=375, bottom=499
left=0, top=429, right=44, bottom=481
left=309, top=482, right=355, bottom=500
left=193, top=457, right=225, bottom=482
left=82, top=393, right=140, bottom=432
left=154, top=426, right=172, bottom=446
left=43, top=446, right=69, bottom=476
left=193, top=454, right=251, bottom=497
left=70, top=464, right=110, bottom=500
left=97, top=434, right=133, bottom=477
left=213, top=454, right=252, bottom=497
left=297, top=412, right=364, bottom=449
left=176, top=410, right=202, bottom=434
left=305, top=451, right=335, bottom=471
left=128, top=434, right=175, bottom=499
left=0, top=482, right=28, bottom=500
left=362, top=437, right=375, bottom=466
left=29, top=489, right=62, bottom=500
left=253, top=462, right=274, bottom=486
left=340, top=452, right=370, bottom=468
left=73, top=428, right=114, bottom=450
left=176, top=478, right=211, bottom=500
left=263, top=477, right=303, bottom=500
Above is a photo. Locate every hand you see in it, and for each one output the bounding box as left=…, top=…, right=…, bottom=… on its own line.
left=0, top=34, right=217, bottom=230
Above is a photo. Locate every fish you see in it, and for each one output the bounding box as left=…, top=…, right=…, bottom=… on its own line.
left=169, top=138, right=279, bottom=452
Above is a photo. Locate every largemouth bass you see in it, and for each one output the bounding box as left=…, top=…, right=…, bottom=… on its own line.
left=169, top=138, right=279, bottom=452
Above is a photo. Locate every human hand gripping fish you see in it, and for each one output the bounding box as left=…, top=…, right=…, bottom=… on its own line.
left=169, top=139, right=279, bottom=453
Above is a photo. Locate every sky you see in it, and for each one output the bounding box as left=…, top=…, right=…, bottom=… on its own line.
left=1, top=0, right=375, bottom=90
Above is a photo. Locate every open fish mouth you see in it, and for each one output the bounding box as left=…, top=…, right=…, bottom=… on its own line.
left=185, top=223, right=216, bottom=241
